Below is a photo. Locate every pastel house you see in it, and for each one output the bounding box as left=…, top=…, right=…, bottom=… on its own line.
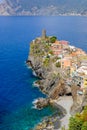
left=51, top=40, right=62, bottom=55
left=76, top=48, right=86, bottom=56
left=60, top=40, right=69, bottom=49
left=80, top=75, right=87, bottom=92
left=61, top=58, right=72, bottom=68
left=60, top=40, right=69, bottom=45
left=70, top=66, right=77, bottom=77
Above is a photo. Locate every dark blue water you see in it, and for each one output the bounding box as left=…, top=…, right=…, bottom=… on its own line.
left=0, top=16, right=87, bottom=130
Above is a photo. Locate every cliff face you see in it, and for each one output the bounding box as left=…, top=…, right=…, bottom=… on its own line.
left=27, top=34, right=69, bottom=99
left=70, top=83, right=87, bottom=115
left=27, top=32, right=87, bottom=117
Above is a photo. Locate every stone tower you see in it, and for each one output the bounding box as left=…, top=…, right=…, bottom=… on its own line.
left=42, top=29, right=46, bottom=39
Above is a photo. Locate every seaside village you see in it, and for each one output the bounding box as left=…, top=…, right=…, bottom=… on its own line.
left=30, top=30, right=87, bottom=130
left=40, top=30, right=87, bottom=95
left=51, top=39, right=87, bottom=94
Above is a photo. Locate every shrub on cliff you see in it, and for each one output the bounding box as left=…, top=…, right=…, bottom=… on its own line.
left=69, top=116, right=83, bottom=130
left=50, top=36, right=57, bottom=43
left=48, top=50, right=53, bottom=55
left=68, top=106, right=87, bottom=130
left=43, top=58, right=50, bottom=67
left=81, top=106, right=87, bottom=121
left=81, top=122, right=87, bottom=130
left=56, top=62, right=61, bottom=67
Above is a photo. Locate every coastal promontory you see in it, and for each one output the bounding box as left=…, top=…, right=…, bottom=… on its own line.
left=27, top=30, right=87, bottom=130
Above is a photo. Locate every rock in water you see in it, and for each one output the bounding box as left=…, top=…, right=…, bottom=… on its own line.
left=33, top=98, right=50, bottom=110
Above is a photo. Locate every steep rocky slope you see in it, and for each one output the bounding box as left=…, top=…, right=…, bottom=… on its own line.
left=27, top=32, right=70, bottom=99
left=27, top=32, right=87, bottom=130
left=27, top=31, right=87, bottom=113
left=0, top=0, right=87, bottom=15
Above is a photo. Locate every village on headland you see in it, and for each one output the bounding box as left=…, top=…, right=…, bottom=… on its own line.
left=51, top=35, right=87, bottom=95
left=27, top=30, right=87, bottom=130
left=32, top=30, right=87, bottom=95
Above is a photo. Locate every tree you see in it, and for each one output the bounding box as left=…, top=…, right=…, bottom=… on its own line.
left=56, top=62, right=61, bottom=67
left=81, top=122, right=87, bottom=130
left=68, top=106, right=87, bottom=130
left=81, top=106, right=87, bottom=121
left=69, top=117, right=83, bottom=130
left=50, top=36, right=57, bottom=43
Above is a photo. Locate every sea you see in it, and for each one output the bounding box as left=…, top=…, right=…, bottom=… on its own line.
left=0, top=16, right=87, bottom=130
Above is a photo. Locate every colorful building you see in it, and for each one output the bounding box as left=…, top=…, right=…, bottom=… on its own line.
left=61, top=58, right=72, bottom=68
left=51, top=40, right=62, bottom=55
left=70, top=48, right=86, bottom=57
left=59, top=40, right=69, bottom=45
left=70, top=66, right=77, bottom=77
left=60, top=40, right=69, bottom=49
left=51, top=40, right=69, bottom=55
left=76, top=48, right=86, bottom=56
left=73, top=72, right=87, bottom=93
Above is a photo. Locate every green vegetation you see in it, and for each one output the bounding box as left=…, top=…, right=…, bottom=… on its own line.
left=43, top=58, right=50, bottom=67
left=69, top=116, right=83, bottom=130
left=81, top=122, right=87, bottom=130
left=52, top=73, right=61, bottom=79
left=30, top=37, right=54, bottom=58
left=56, top=62, right=61, bottom=68
left=30, top=43, right=43, bottom=56
left=51, top=56, right=58, bottom=63
left=61, top=126, right=66, bottom=130
left=52, top=73, right=57, bottom=79
left=68, top=106, right=87, bottom=130
left=48, top=50, right=53, bottom=55
left=44, top=44, right=51, bottom=52
left=50, top=36, right=57, bottom=43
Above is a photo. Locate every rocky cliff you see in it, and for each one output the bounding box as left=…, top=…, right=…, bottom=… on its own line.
left=27, top=31, right=87, bottom=111
left=27, top=31, right=71, bottom=99
left=27, top=32, right=87, bottom=130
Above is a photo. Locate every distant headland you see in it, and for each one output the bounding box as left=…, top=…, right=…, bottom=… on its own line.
left=0, top=0, right=87, bottom=16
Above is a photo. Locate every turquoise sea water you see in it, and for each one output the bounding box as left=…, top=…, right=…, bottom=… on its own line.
left=0, top=16, right=87, bottom=130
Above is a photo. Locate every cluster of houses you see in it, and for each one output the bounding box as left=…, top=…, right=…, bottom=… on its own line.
left=51, top=39, right=87, bottom=94
left=40, top=30, right=87, bottom=94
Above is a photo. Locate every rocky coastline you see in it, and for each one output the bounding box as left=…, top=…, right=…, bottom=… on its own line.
left=27, top=30, right=87, bottom=130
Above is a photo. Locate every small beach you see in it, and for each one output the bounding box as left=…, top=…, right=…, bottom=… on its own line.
left=55, top=96, right=73, bottom=129
left=34, top=96, right=73, bottom=130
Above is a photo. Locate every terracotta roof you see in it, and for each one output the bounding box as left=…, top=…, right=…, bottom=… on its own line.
left=60, top=40, right=69, bottom=45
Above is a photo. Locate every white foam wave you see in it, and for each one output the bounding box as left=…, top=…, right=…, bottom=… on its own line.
left=33, top=71, right=37, bottom=76
left=32, top=99, right=38, bottom=104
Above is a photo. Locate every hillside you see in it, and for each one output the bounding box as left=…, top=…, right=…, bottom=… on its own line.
left=0, top=0, right=87, bottom=16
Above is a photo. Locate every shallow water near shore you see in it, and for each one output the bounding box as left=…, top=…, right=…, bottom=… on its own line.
left=2, top=105, right=57, bottom=130
left=0, top=16, right=87, bottom=130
